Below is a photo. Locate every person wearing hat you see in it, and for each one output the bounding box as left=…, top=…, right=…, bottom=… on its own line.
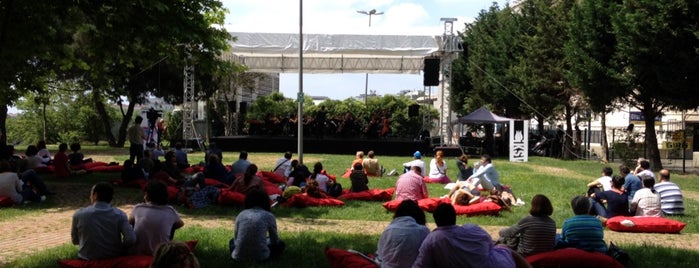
left=403, top=151, right=426, bottom=177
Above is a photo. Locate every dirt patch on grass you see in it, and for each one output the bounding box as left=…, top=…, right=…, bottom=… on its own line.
left=527, top=165, right=589, bottom=181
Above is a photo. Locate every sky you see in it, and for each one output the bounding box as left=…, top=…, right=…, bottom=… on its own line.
left=221, top=0, right=508, bottom=100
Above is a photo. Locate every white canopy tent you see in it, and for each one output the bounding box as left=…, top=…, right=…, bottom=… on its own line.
left=224, top=32, right=440, bottom=74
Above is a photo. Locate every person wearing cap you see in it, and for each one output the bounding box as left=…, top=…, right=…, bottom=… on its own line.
left=395, top=165, right=429, bottom=201
left=403, top=151, right=426, bottom=177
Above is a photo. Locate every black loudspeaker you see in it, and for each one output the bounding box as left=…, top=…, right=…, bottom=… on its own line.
left=408, top=104, right=419, bottom=117
left=240, top=101, right=248, bottom=114
left=423, top=58, right=440, bottom=86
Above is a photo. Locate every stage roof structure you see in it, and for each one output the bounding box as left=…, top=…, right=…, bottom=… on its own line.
left=224, top=32, right=440, bottom=74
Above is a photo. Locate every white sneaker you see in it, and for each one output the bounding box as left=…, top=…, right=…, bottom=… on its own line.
left=387, top=169, right=397, bottom=176
left=514, top=198, right=525, bottom=206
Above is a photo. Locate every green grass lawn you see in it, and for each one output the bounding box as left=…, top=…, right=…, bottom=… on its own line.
left=4, top=148, right=699, bottom=267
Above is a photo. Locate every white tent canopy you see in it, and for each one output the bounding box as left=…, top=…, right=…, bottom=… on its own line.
left=224, top=32, right=440, bottom=74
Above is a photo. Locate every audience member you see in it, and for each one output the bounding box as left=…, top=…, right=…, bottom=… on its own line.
left=349, top=162, right=369, bottom=192
left=362, top=150, right=381, bottom=176
left=230, top=151, right=251, bottom=176
left=376, top=199, right=430, bottom=268
left=395, top=166, right=428, bottom=201
left=151, top=241, right=200, bottom=268
left=272, top=151, right=293, bottom=178
left=467, top=154, right=503, bottom=194
left=427, top=150, right=450, bottom=183
left=445, top=180, right=481, bottom=206
left=36, top=140, right=52, bottom=165
left=204, top=154, right=227, bottom=183
left=53, top=143, right=72, bottom=179
left=634, top=158, right=655, bottom=179
left=402, top=151, right=425, bottom=177
left=140, top=150, right=155, bottom=179
left=204, top=142, right=223, bottom=165
left=127, top=115, right=146, bottom=162
left=310, top=162, right=331, bottom=193
left=71, top=182, right=136, bottom=260
left=174, top=142, right=189, bottom=169
left=413, top=203, right=520, bottom=268
left=122, top=159, right=145, bottom=183
left=455, top=154, right=473, bottom=181
left=68, top=143, right=93, bottom=168
left=19, top=145, right=45, bottom=169
left=129, top=181, right=185, bottom=255
left=630, top=174, right=662, bottom=217
left=498, top=194, right=556, bottom=256
left=589, top=175, right=629, bottom=221
left=286, top=160, right=310, bottom=188
left=654, top=169, right=684, bottom=215
left=148, top=143, right=165, bottom=161
left=0, top=160, right=24, bottom=204
left=230, top=189, right=285, bottom=261
left=351, top=151, right=364, bottom=169
left=555, top=196, right=607, bottom=253
left=620, top=165, right=642, bottom=201
left=160, top=151, right=205, bottom=189
left=230, top=164, right=265, bottom=195
left=587, top=167, right=613, bottom=196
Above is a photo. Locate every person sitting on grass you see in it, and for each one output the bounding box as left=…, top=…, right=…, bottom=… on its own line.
left=53, top=143, right=73, bottom=179
left=0, top=160, right=25, bottom=205
left=151, top=241, right=200, bottom=268
left=587, top=167, right=613, bottom=196
left=655, top=169, right=684, bottom=216
left=129, top=180, right=185, bottom=255
left=351, top=151, right=364, bottom=170
left=204, top=154, right=227, bottom=183
left=620, top=165, right=642, bottom=201
left=629, top=174, right=662, bottom=217
left=497, top=194, right=556, bottom=256
left=286, top=160, right=310, bottom=188
left=230, top=164, right=265, bottom=195
left=427, top=150, right=450, bottom=184
left=467, top=154, right=503, bottom=194
left=230, top=189, right=285, bottom=262
left=362, top=150, right=381, bottom=176
left=455, top=154, right=473, bottom=181
left=349, top=162, right=369, bottom=193
left=160, top=151, right=205, bottom=189
left=589, top=175, right=629, bottom=222
left=174, top=142, right=189, bottom=169
left=402, top=151, right=425, bottom=177
left=71, top=182, right=136, bottom=260
left=310, top=162, right=331, bottom=193
left=555, top=196, right=607, bottom=253
left=36, top=140, right=52, bottom=166
left=413, top=203, right=528, bottom=268
left=272, top=151, right=293, bottom=178
left=230, top=151, right=251, bottom=177
left=68, top=143, right=93, bottom=169
left=376, top=199, right=430, bottom=267
left=395, top=165, right=428, bottom=201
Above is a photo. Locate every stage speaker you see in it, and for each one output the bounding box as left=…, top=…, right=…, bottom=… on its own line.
left=423, top=58, right=440, bottom=86
left=408, top=104, right=419, bottom=117
left=240, top=101, right=248, bottom=114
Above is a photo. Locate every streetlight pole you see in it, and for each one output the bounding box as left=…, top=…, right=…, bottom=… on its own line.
left=357, top=9, right=383, bottom=107
left=297, top=0, right=304, bottom=164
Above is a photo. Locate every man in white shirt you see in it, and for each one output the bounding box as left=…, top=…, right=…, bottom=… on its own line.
left=587, top=167, right=613, bottom=196
left=403, top=151, right=425, bottom=177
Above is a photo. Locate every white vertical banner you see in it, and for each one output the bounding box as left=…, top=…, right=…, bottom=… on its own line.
left=509, top=120, right=528, bottom=162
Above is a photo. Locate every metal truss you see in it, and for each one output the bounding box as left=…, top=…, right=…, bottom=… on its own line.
left=224, top=52, right=424, bottom=74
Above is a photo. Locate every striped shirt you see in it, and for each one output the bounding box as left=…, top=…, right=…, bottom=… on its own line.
left=630, top=188, right=662, bottom=216
left=654, top=181, right=685, bottom=215
left=498, top=215, right=556, bottom=256
left=559, top=215, right=607, bottom=253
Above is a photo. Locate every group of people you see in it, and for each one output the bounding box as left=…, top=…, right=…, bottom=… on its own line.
left=586, top=158, right=684, bottom=222
left=0, top=142, right=62, bottom=205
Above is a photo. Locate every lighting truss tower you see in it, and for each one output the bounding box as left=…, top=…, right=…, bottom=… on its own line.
left=182, top=65, right=201, bottom=150
left=438, top=17, right=463, bottom=146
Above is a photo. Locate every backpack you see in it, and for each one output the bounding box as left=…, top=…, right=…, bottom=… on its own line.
left=327, top=183, right=343, bottom=198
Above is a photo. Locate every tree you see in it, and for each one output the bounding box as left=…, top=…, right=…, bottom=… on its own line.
left=565, top=0, right=625, bottom=162
left=612, top=0, right=699, bottom=170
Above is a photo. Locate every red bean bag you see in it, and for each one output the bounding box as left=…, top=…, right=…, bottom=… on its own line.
left=382, top=197, right=445, bottom=212
left=453, top=202, right=502, bottom=216
left=262, top=181, right=283, bottom=196
left=325, top=247, right=378, bottom=268
left=259, top=171, right=286, bottom=184
left=204, top=178, right=229, bottom=188
left=338, top=188, right=395, bottom=202
left=57, top=255, right=153, bottom=268
left=167, top=186, right=180, bottom=202
left=83, top=162, right=108, bottom=169
left=283, top=193, right=344, bottom=208
left=119, top=178, right=148, bottom=189
left=217, top=189, right=246, bottom=206
left=34, top=166, right=53, bottom=174
left=88, top=165, right=124, bottom=173
left=526, top=248, right=623, bottom=268
left=606, top=216, right=687, bottom=233
left=0, top=196, right=14, bottom=207
left=341, top=169, right=351, bottom=178
left=182, top=166, right=195, bottom=174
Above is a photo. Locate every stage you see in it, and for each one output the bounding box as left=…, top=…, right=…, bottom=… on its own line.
left=210, top=135, right=434, bottom=157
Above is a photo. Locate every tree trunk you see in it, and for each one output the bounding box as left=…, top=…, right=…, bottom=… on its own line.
left=0, top=104, right=7, bottom=145
left=643, top=108, right=663, bottom=171
left=92, top=91, right=117, bottom=147
left=116, top=96, right=137, bottom=147
left=563, top=106, right=574, bottom=160
left=41, top=102, right=47, bottom=141
left=600, top=112, right=609, bottom=163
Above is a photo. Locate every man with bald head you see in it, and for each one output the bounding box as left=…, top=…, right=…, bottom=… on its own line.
left=654, top=169, right=684, bottom=215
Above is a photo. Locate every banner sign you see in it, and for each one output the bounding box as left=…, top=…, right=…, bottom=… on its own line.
left=509, top=120, right=528, bottom=162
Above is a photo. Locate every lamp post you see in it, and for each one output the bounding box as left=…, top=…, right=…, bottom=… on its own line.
left=357, top=9, right=383, bottom=106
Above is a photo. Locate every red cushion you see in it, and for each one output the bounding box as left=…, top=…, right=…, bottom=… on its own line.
left=57, top=255, right=153, bottom=268
left=324, top=247, right=378, bottom=268
left=417, top=197, right=449, bottom=212
left=339, top=188, right=395, bottom=202
left=34, top=166, right=53, bottom=174
left=263, top=181, right=283, bottom=196
left=382, top=199, right=402, bottom=211
left=283, top=194, right=344, bottom=208
left=0, top=196, right=14, bottom=207
left=453, top=202, right=502, bottom=216
left=526, top=248, right=623, bottom=268
left=184, top=240, right=198, bottom=252
left=166, top=186, right=180, bottom=202
left=423, top=176, right=451, bottom=184
left=88, top=165, right=124, bottom=173
left=259, top=171, right=286, bottom=184
left=341, top=169, right=351, bottom=178
left=204, top=178, right=229, bottom=188
left=83, top=162, right=108, bottom=169
left=606, top=216, right=687, bottom=233
left=182, top=166, right=195, bottom=174
left=217, top=189, right=246, bottom=206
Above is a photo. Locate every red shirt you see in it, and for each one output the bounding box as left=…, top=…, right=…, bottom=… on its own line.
left=53, top=151, right=70, bottom=179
